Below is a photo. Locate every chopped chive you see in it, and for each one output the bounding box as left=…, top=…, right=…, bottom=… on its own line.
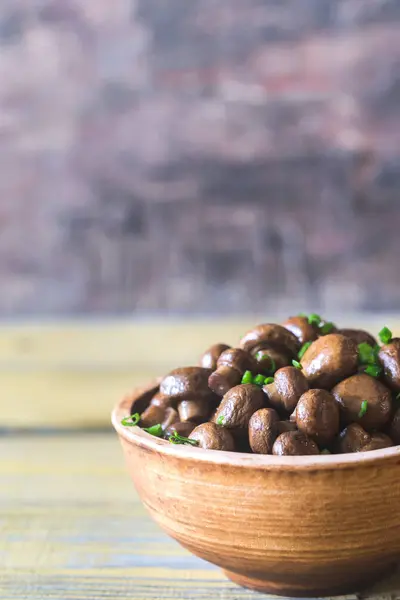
left=358, top=342, right=377, bottom=365
left=298, top=341, right=312, bottom=359
left=373, top=344, right=381, bottom=359
left=379, top=326, right=393, bottom=345
left=308, top=313, right=321, bottom=326
left=121, top=413, right=140, bottom=427
left=264, top=376, right=274, bottom=385
left=143, top=424, right=164, bottom=437
left=241, top=370, right=253, bottom=384
left=269, top=357, right=276, bottom=373
left=216, top=415, right=225, bottom=425
left=255, top=351, right=264, bottom=361
left=396, top=392, right=400, bottom=402
left=364, top=364, right=382, bottom=378
left=358, top=400, right=368, bottom=418
left=292, top=360, right=302, bottom=370
left=320, top=321, right=334, bottom=335
left=254, top=374, right=266, bottom=387
left=321, top=449, right=331, bottom=455
left=169, top=431, right=199, bottom=446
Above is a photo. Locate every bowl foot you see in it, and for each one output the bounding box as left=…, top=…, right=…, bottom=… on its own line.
left=224, top=563, right=397, bottom=598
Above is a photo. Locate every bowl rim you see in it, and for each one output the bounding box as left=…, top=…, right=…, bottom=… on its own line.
left=112, top=381, right=400, bottom=471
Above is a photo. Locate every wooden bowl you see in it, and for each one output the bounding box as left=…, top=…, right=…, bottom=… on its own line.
left=112, top=382, right=400, bottom=597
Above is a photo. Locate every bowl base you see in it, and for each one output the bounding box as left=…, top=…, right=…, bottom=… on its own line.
left=223, top=563, right=397, bottom=598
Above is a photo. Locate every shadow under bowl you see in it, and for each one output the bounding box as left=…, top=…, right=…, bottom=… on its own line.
left=112, top=382, right=400, bottom=597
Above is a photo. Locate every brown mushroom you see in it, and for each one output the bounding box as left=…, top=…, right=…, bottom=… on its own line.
left=248, top=408, right=279, bottom=454
left=339, top=329, right=377, bottom=347
left=240, top=323, right=300, bottom=358
left=282, top=316, right=319, bottom=345
left=164, top=421, right=196, bottom=439
left=178, top=399, right=211, bottom=424
left=300, top=334, right=358, bottom=389
left=212, top=384, right=265, bottom=437
left=200, top=343, right=231, bottom=370
left=277, top=420, right=297, bottom=434
left=160, top=367, right=214, bottom=404
left=361, top=433, right=393, bottom=452
left=263, top=366, right=309, bottom=414
left=272, top=431, right=319, bottom=456
left=332, top=374, right=392, bottom=432
left=335, top=423, right=371, bottom=454
left=208, top=348, right=256, bottom=396
left=190, top=422, right=235, bottom=451
left=296, top=389, right=340, bottom=446
left=150, top=391, right=174, bottom=409
left=161, top=407, right=180, bottom=431
left=389, top=407, right=400, bottom=445
left=378, top=338, right=400, bottom=392
left=140, top=404, right=166, bottom=428
left=253, top=347, right=291, bottom=375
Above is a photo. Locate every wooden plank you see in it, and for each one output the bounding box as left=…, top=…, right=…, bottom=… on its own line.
left=0, top=315, right=399, bottom=428
left=1, top=433, right=400, bottom=600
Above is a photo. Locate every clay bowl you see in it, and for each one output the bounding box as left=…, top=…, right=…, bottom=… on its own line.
left=112, top=382, right=400, bottom=597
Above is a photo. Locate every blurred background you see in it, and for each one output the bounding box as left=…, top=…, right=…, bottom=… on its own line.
left=1, top=0, right=400, bottom=426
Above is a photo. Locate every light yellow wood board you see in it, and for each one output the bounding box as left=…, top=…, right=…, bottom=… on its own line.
left=1, top=433, right=400, bottom=599
left=0, top=315, right=399, bottom=428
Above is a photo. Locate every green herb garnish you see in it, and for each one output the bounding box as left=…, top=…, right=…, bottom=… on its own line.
left=143, top=424, right=164, bottom=437
left=395, top=392, right=400, bottom=402
left=321, top=449, right=331, bottom=455
left=216, top=415, right=225, bottom=425
left=308, top=313, right=321, bottom=327
left=264, top=376, right=274, bottom=385
left=364, top=364, right=382, bottom=378
left=241, top=370, right=253, bottom=384
left=358, top=400, right=368, bottom=418
left=121, top=413, right=140, bottom=427
left=292, top=360, right=302, bottom=370
left=254, top=374, right=266, bottom=387
left=169, top=431, right=199, bottom=446
left=298, top=341, right=312, bottom=359
left=298, top=312, right=307, bottom=317
left=379, top=326, right=393, bottom=345
left=255, top=351, right=276, bottom=374
left=320, top=321, right=334, bottom=335
left=358, top=342, right=377, bottom=365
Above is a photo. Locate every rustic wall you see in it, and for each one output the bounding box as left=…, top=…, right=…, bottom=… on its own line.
left=1, top=0, right=400, bottom=316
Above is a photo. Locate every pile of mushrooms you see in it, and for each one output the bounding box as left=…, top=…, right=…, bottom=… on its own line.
left=122, top=316, right=400, bottom=456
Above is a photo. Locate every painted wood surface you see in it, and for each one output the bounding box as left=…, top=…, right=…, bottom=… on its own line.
left=1, top=316, right=399, bottom=428
left=1, top=432, right=400, bottom=600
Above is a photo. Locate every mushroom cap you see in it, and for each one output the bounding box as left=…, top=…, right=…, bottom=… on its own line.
left=339, top=328, right=377, bottom=347
left=150, top=392, right=174, bottom=408
left=200, top=343, right=231, bottom=370
left=272, top=431, right=319, bottom=456
left=248, top=408, right=279, bottom=454
left=282, top=316, right=319, bottom=345
left=216, top=347, right=256, bottom=374
left=296, top=389, right=340, bottom=445
left=208, top=366, right=242, bottom=397
left=378, top=338, right=400, bottom=392
left=300, top=334, right=358, bottom=389
left=253, top=346, right=291, bottom=374
left=178, top=399, right=212, bottom=423
left=164, top=421, right=196, bottom=439
left=361, top=433, right=393, bottom=452
left=389, top=407, right=400, bottom=445
left=190, top=422, right=235, bottom=451
left=240, top=324, right=300, bottom=357
left=160, top=367, right=214, bottom=403
left=212, top=384, right=265, bottom=434
left=331, top=374, right=392, bottom=431
left=140, top=404, right=166, bottom=428
left=161, top=407, right=180, bottom=431
left=335, top=423, right=370, bottom=454
left=266, top=366, right=309, bottom=413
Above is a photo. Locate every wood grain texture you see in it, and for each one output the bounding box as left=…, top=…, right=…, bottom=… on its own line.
left=1, top=316, right=399, bottom=428
left=2, top=433, right=400, bottom=599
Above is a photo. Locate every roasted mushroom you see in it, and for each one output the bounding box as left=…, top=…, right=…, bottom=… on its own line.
left=254, top=347, right=291, bottom=374
left=164, top=421, right=196, bottom=439
left=339, top=329, right=377, bottom=347
left=389, top=407, right=400, bottom=445
left=150, top=391, right=173, bottom=408
left=335, top=423, right=371, bottom=454
left=248, top=408, right=279, bottom=454
left=200, top=343, right=231, bottom=370
left=272, top=431, right=319, bottom=456
left=190, top=422, right=235, bottom=451
left=282, top=316, right=319, bottom=345
left=178, top=399, right=212, bottom=423
left=295, top=389, right=340, bottom=446
left=332, top=374, right=392, bottom=432
left=263, top=366, right=309, bottom=414
left=361, top=433, right=393, bottom=452
left=240, top=323, right=300, bottom=358
left=378, top=338, right=400, bottom=392
left=208, top=348, right=255, bottom=396
left=300, top=334, right=358, bottom=389
left=212, top=384, right=265, bottom=437
left=277, top=420, right=297, bottom=434
left=140, top=404, right=167, bottom=428
left=160, top=367, right=214, bottom=403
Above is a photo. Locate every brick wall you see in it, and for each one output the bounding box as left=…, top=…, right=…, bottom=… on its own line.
left=1, top=0, right=400, bottom=315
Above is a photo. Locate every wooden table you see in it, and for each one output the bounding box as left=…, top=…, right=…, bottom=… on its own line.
left=1, top=432, right=399, bottom=600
